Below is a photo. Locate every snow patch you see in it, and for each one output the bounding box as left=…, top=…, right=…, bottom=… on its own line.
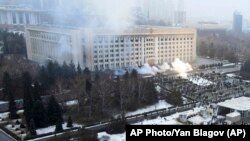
left=101, top=107, right=204, bottom=141
left=223, top=63, right=236, bottom=67
left=125, top=100, right=172, bottom=117
left=188, top=115, right=212, bottom=125
left=188, top=76, right=214, bottom=86
left=135, top=107, right=203, bottom=125
left=226, top=73, right=236, bottom=78
left=0, top=110, right=24, bottom=119
left=65, top=100, right=78, bottom=106
left=155, top=86, right=161, bottom=93
left=98, top=132, right=125, bottom=141
left=217, top=97, right=250, bottom=111
left=0, top=101, right=8, bottom=104
left=36, top=123, right=82, bottom=135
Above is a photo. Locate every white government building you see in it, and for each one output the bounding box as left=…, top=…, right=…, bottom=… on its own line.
left=25, top=25, right=196, bottom=71
left=0, top=5, right=44, bottom=29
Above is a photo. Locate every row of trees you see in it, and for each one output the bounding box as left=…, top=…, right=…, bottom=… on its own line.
left=241, top=58, right=250, bottom=73
left=199, top=63, right=223, bottom=69
left=197, top=41, right=239, bottom=63
left=38, top=61, right=82, bottom=90
left=36, top=61, right=159, bottom=121
left=165, top=89, right=183, bottom=106
left=2, top=71, right=64, bottom=136
left=0, top=30, right=26, bottom=55
left=2, top=60, right=159, bottom=135
left=22, top=72, right=65, bottom=136
left=72, top=69, right=158, bottom=121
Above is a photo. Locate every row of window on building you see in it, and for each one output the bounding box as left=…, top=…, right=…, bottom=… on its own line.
left=92, top=35, right=193, bottom=44
left=0, top=11, right=36, bottom=25
left=30, top=31, right=72, bottom=43
left=93, top=56, right=194, bottom=71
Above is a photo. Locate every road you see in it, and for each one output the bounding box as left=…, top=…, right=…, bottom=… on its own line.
left=0, top=130, right=15, bottom=141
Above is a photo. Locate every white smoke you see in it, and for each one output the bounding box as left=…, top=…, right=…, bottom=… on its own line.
left=137, top=63, right=157, bottom=75
left=136, top=58, right=193, bottom=78
left=171, top=58, right=193, bottom=78
left=86, top=0, right=138, bottom=31
left=56, top=36, right=72, bottom=64
left=158, top=62, right=170, bottom=72
left=152, top=66, right=160, bottom=73
left=136, top=63, right=168, bottom=75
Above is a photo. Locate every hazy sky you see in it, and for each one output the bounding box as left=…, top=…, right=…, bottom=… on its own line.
left=182, top=0, right=250, bottom=21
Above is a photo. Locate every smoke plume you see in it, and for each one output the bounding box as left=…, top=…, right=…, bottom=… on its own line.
left=158, top=62, right=171, bottom=72
left=136, top=58, right=192, bottom=77
left=87, top=0, right=138, bottom=31
left=137, top=63, right=157, bottom=75
left=50, top=0, right=140, bottom=31
left=171, top=58, right=193, bottom=78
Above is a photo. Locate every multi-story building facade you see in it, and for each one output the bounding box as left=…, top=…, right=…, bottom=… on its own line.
left=174, top=11, right=186, bottom=26
left=233, top=11, right=243, bottom=33
left=25, top=25, right=196, bottom=71
left=0, top=5, right=45, bottom=30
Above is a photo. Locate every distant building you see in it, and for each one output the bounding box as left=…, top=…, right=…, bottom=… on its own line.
left=174, top=11, right=186, bottom=26
left=233, top=12, right=243, bottom=33
left=174, top=0, right=186, bottom=26
left=0, top=5, right=46, bottom=30
left=25, top=25, right=197, bottom=71
left=217, top=97, right=250, bottom=123
left=143, top=0, right=174, bottom=25
left=196, top=21, right=228, bottom=31
left=0, top=0, right=56, bottom=10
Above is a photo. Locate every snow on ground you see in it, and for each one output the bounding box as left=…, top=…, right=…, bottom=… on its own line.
left=217, top=97, right=250, bottom=111
left=99, top=107, right=204, bottom=141
left=125, top=100, right=172, bottom=117
left=223, top=63, right=236, bottom=67
left=243, top=80, right=250, bottom=83
left=134, top=107, right=203, bottom=125
left=155, top=86, right=161, bottom=93
left=135, top=116, right=182, bottom=125
left=226, top=111, right=241, bottom=118
left=98, top=132, right=125, bottom=141
left=17, top=110, right=24, bottom=114
left=0, top=112, right=9, bottom=119
left=36, top=123, right=82, bottom=135
left=226, top=73, right=236, bottom=78
left=187, top=115, right=212, bottom=125
left=0, top=110, right=24, bottom=119
left=182, top=97, right=188, bottom=104
left=188, top=76, right=214, bottom=86
left=0, top=101, right=8, bottom=104
left=65, top=100, right=78, bottom=106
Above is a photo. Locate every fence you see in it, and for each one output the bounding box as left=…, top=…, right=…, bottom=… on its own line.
left=84, top=102, right=198, bottom=131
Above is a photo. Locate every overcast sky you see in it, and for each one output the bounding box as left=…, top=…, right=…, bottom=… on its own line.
left=182, top=0, right=250, bottom=21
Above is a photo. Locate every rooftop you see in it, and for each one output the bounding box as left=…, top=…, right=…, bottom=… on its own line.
left=0, top=5, right=45, bottom=12
left=218, top=97, right=250, bottom=111
left=226, top=111, right=241, bottom=118
left=25, top=25, right=196, bottom=36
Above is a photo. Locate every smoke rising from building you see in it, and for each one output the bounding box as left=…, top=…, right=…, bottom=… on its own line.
left=47, top=0, right=140, bottom=31
left=137, top=58, right=193, bottom=78
left=87, top=0, right=138, bottom=31
left=171, top=58, right=193, bottom=78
